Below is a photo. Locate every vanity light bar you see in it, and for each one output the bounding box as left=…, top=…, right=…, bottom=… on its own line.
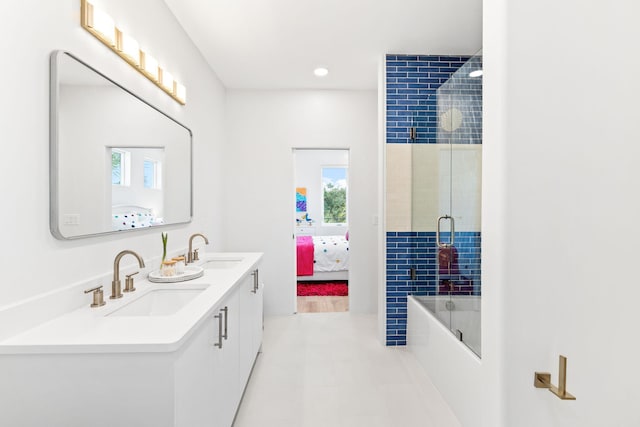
left=80, top=0, right=186, bottom=105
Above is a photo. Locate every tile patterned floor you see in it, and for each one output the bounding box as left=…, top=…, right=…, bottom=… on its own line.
left=233, top=313, right=461, bottom=427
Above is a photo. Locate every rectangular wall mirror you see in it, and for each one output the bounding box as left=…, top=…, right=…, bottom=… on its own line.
left=50, top=50, right=192, bottom=239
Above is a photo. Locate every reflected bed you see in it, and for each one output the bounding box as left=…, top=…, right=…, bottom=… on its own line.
left=111, top=205, right=163, bottom=231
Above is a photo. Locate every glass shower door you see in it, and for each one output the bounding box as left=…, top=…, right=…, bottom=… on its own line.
left=437, top=52, right=483, bottom=356
left=411, top=50, right=483, bottom=356
left=436, top=108, right=455, bottom=337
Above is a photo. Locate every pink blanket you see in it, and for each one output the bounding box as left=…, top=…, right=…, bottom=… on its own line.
left=296, top=236, right=314, bottom=276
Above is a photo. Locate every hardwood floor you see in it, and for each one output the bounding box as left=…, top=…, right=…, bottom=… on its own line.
left=297, top=296, right=349, bottom=313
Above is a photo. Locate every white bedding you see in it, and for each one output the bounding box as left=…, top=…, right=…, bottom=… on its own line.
left=313, top=235, right=349, bottom=272
left=111, top=205, right=163, bottom=231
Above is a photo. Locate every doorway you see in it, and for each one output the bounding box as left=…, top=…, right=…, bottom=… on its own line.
left=293, top=149, right=350, bottom=313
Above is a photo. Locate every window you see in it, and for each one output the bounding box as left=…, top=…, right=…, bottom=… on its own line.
left=111, top=149, right=130, bottom=186
left=144, top=159, right=162, bottom=189
left=322, top=167, right=347, bottom=224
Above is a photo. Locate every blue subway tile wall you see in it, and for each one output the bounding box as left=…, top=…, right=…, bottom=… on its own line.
left=437, top=54, right=483, bottom=145
left=386, top=231, right=481, bottom=346
left=386, top=54, right=471, bottom=144
left=385, top=53, right=483, bottom=346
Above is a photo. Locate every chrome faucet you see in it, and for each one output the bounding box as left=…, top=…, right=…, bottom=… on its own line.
left=111, top=250, right=146, bottom=299
left=187, top=233, right=209, bottom=264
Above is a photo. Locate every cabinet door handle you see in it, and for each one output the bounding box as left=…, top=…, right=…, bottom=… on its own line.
left=252, top=268, right=260, bottom=294
left=214, top=313, right=223, bottom=348
left=251, top=269, right=259, bottom=293
left=221, top=306, right=228, bottom=340
left=251, top=271, right=257, bottom=294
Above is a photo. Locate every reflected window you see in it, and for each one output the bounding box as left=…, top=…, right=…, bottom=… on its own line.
left=144, top=159, right=162, bottom=189
left=322, top=167, right=348, bottom=224
left=112, top=149, right=130, bottom=186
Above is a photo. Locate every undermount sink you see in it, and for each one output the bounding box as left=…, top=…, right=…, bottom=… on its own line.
left=203, top=258, right=243, bottom=269
left=107, top=285, right=209, bottom=317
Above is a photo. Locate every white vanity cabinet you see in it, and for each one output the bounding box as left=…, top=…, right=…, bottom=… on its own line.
left=238, top=269, right=263, bottom=387
left=175, top=290, right=240, bottom=427
left=0, top=253, right=264, bottom=427
left=176, top=270, right=263, bottom=427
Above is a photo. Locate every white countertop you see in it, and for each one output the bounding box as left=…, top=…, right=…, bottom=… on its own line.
left=0, top=252, right=262, bottom=355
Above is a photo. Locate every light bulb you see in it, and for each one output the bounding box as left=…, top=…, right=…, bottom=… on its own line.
left=314, top=67, right=329, bottom=77
left=142, top=51, right=159, bottom=80
left=161, top=69, right=174, bottom=92
left=91, top=6, right=115, bottom=45
left=176, top=83, right=186, bottom=102
left=119, top=31, right=139, bottom=65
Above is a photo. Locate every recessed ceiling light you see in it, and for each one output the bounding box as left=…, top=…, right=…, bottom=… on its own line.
left=469, top=69, right=483, bottom=78
left=314, top=67, right=329, bottom=77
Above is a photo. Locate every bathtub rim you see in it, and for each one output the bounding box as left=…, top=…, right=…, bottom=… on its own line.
left=408, top=294, right=482, bottom=361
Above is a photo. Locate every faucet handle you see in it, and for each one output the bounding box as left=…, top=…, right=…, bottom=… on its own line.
left=124, top=272, right=138, bottom=293
left=84, top=285, right=106, bottom=308
left=193, top=248, right=200, bottom=261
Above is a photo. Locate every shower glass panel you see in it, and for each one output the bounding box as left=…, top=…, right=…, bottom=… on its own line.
left=410, top=50, right=482, bottom=356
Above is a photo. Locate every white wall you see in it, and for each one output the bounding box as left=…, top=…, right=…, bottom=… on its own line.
left=484, top=0, right=640, bottom=425
left=480, top=0, right=507, bottom=424
left=294, top=149, right=349, bottom=235
left=0, top=0, right=225, bottom=308
left=223, top=90, right=378, bottom=315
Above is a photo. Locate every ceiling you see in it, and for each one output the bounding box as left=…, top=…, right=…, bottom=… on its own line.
left=163, top=0, right=482, bottom=90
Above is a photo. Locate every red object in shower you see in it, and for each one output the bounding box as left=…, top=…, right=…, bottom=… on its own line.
left=438, top=246, right=460, bottom=275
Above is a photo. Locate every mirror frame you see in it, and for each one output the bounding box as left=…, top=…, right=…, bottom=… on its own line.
left=49, top=50, right=193, bottom=240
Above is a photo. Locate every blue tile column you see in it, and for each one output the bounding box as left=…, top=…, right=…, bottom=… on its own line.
left=386, top=55, right=470, bottom=145
left=385, top=54, right=482, bottom=346
left=385, top=231, right=481, bottom=346
left=386, top=232, right=439, bottom=346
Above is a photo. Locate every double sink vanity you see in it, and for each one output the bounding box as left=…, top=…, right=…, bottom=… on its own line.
left=0, top=250, right=264, bottom=427
left=17, top=50, right=265, bottom=426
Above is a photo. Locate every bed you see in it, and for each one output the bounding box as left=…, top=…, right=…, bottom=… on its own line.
left=296, top=235, right=350, bottom=281
left=111, top=205, right=164, bottom=231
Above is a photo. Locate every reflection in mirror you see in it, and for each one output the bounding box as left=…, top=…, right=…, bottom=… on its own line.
left=50, top=51, right=192, bottom=239
left=110, top=147, right=165, bottom=231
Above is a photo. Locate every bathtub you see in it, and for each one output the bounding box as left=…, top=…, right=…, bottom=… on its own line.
left=407, top=295, right=482, bottom=427
left=413, top=295, right=481, bottom=355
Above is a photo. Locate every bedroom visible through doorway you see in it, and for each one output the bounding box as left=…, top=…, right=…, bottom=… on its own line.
left=293, top=149, right=350, bottom=313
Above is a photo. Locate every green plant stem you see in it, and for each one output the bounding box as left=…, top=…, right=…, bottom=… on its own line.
left=161, top=232, right=168, bottom=268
